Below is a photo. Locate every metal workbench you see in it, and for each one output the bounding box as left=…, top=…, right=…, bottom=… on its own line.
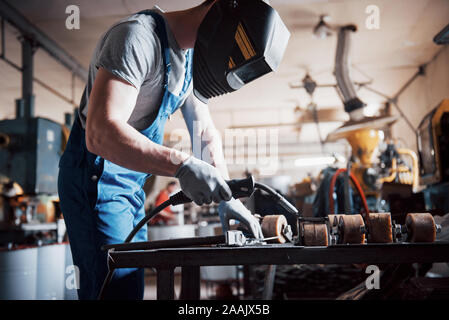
left=107, top=241, right=449, bottom=300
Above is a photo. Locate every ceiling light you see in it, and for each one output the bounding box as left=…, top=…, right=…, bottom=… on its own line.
left=313, top=15, right=332, bottom=39
left=363, top=103, right=381, bottom=117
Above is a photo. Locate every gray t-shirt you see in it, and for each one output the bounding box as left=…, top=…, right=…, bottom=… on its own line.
left=78, top=7, right=192, bottom=131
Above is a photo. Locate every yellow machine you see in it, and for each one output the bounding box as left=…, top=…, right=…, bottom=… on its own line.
left=327, top=116, right=419, bottom=195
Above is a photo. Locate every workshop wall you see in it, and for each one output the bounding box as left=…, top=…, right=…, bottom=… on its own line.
left=392, top=46, right=449, bottom=151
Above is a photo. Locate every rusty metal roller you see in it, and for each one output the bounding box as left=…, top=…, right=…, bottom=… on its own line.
left=367, top=212, right=393, bottom=243
left=405, top=213, right=437, bottom=243
left=261, top=215, right=288, bottom=244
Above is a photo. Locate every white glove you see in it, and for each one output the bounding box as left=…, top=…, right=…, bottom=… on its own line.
left=175, top=156, right=232, bottom=205
left=218, top=198, right=264, bottom=239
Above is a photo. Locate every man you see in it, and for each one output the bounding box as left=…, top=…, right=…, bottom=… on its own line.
left=58, top=0, right=288, bottom=300
left=151, top=181, right=178, bottom=225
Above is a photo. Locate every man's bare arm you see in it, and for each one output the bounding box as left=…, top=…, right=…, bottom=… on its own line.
left=85, top=68, right=189, bottom=176
left=181, top=93, right=264, bottom=238
left=181, top=93, right=230, bottom=179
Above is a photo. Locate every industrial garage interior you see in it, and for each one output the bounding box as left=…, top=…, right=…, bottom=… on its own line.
left=0, top=0, right=449, bottom=303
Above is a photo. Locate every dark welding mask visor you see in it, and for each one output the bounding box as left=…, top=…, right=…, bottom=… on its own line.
left=193, top=0, right=290, bottom=103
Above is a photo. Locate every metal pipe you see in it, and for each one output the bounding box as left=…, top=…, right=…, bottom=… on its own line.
left=1, top=18, right=4, bottom=58
left=102, top=235, right=226, bottom=252
left=71, top=72, right=75, bottom=104
left=0, top=1, right=88, bottom=82
left=391, top=101, right=415, bottom=133
left=33, top=76, right=76, bottom=105
left=64, top=112, right=73, bottom=127
left=262, top=265, right=276, bottom=300
left=363, top=84, right=416, bottom=131
left=15, top=98, right=25, bottom=118
left=362, top=85, right=391, bottom=101
left=392, top=66, right=425, bottom=101
left=360, top=50, right=443, bottom=133
left=22, top=38, right=33, bottom=96
left=289, top=81, right=371, bottom=90
left=21, top=36, right=34, bottom=117
left=362, top=85, right=415, bottom=132
left=334, top=25, right=365, bottom=117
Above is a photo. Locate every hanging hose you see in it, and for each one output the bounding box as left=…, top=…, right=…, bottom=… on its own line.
left=334, top=25, right=365, bottom=117
left=328, top=168, right=370, bottom=217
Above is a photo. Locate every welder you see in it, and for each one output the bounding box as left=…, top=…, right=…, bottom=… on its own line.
left=58, top=0, right=289, bottom=299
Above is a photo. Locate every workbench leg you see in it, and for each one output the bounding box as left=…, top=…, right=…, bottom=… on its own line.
left=236, top=266, right=241, bottom=298
left=180, top=266, right=200, bottom=300
left=243, top=265, right=252, bottom=297
left=157, top=267, right=175, bottom=300
left=262, top=265, right=277, bottom=300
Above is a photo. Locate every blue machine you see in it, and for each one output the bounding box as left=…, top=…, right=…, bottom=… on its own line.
left=0, top=117, right=63, bottom=195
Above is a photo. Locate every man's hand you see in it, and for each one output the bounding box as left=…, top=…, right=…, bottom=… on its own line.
left=218, top=198, right=264, bottom=239
left=175, top=156, right=232, bottom=205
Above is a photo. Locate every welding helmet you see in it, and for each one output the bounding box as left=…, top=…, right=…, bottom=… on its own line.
left=193, top=0, right=290, bottom=103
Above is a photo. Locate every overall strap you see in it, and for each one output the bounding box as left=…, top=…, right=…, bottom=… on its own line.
left=137, top=10, right=171, bottom=89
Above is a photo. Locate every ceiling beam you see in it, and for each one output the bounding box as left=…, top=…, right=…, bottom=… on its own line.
left=0, top=1, right=88, bottom=82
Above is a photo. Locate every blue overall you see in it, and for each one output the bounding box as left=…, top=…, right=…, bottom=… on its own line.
left=58, top=11, right=193, bottom=300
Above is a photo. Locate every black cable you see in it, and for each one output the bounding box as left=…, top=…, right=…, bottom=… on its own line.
left=97, top=267, right=115, bottom=300
left=98, top=200, right=173, bottom=299
left=255, top=182, right=299, bottom=216
left=124, top=201, right=172, bottom=243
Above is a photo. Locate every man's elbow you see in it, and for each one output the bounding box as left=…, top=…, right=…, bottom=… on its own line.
left=85, top=120, right=103, bottom=155
left=85, top=136, right=97, bottom=154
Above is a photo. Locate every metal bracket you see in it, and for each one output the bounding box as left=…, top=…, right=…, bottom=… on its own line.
left=296, top=216, right=330, bottom=245
left=225, top=230, right=247, bottom=247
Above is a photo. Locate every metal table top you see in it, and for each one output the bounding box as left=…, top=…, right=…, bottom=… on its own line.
left=108, top=241, right=449, bottom=269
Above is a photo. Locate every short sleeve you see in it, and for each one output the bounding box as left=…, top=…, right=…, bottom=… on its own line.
left=95, top=20, right=159, bottom=89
